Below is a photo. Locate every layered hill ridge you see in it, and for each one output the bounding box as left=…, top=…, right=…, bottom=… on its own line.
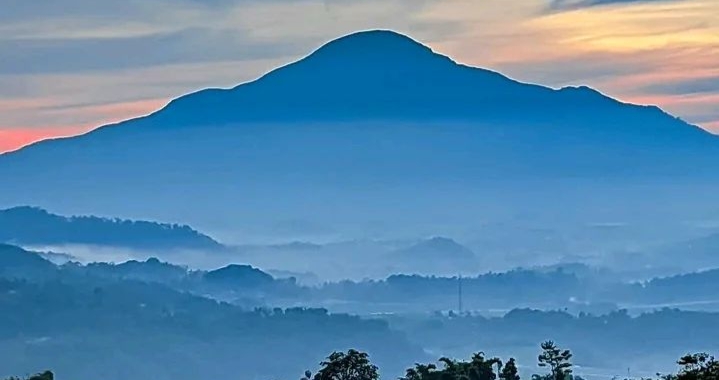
left=0, top=206, right=221, bottom=250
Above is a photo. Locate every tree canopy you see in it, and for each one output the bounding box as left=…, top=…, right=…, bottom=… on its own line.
left=6, top=345, right=717, bottom=380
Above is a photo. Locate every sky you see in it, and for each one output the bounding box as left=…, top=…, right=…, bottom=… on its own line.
left=1, top=0, right=718, bottom=153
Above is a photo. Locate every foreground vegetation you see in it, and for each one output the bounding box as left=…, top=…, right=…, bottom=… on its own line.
left=9, top=342, right=716, bottom=380
left=298, top=342, right=718, bottom=380
left=5, top=372, right=53, bottom=380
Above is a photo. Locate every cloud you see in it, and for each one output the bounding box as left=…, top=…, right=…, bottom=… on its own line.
left=0, top=127, right=88, bottom=153
left=548, top=0, right=685, bottom=11
left=639, top=76, right=719, bottom=96
left=624, top=92, right=719, bottom=128
left=705, top=120, right=719, bottom=132
left=0, top=0, right=451, bottom=76
left=493, top=52, right=653, bottom=87
left=0, top=58, right=283, bottom=130
left=0, top=29, right=304, bottom=75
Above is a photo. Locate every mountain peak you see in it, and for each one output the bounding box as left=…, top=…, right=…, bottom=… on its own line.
left=308, top=30, right=437, bottom=61
left=253, top=28, right=456, bottom=85
left=155, top=29, right=503, bottom=126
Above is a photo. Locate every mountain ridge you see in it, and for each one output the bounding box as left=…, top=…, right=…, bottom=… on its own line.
left=1, top=29, right=718, bottom=232
left=2, top=29, right=711, bottom=157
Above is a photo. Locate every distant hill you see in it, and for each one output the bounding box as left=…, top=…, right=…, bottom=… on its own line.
left=1, top=30, right=717, bottom=234
left=0, top=244, right=56, bottom=279
left=640, top=269, right=719, bottom=302
left=266, top=268, right=322, bottom=286
left=385, top=237, right=478, bottom=275
left=0, top=206, right=222, bottom=250
left=267, top=241, right=323, bottom=251
left=393, top=237, right=476, bottom=261
left=77, top=257, right=190, bottom=284
left=204, top=264, right=275, bottom=288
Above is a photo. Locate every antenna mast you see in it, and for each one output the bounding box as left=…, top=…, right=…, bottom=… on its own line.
left=458, top=274, right=463, bottom=314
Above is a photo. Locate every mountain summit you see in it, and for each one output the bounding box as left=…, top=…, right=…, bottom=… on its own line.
left=299, top=29, right=444, bottom=64
left=1, top=30, right=717, bottom=230
left=150, top=29, right=521, bottom=127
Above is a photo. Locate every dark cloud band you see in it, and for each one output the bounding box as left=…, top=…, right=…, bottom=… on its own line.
left=548, top=0, right=684, bottom=11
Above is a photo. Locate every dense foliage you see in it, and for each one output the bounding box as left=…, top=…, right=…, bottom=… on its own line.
left=664, top=354, right=719, bottom=380
left=9, top=346, right=718, bottom=380
left=301, top=346, right=718, bottom=380
left=4, top=372, right=53, bottom=380
left=0, top=276, right=418, bottom=380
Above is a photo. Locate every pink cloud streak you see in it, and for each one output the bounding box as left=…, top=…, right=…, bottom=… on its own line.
left=0, top=98, right=168, bottom=153
left=0, top=126, right=90, bottom=153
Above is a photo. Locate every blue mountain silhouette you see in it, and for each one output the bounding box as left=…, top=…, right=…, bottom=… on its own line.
left=1, top=30, right=717, bottom=228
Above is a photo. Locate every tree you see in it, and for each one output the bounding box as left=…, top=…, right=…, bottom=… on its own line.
left=469, top=352, right=503, bottom=380
left=500, top=358, right=520, bottom=380
left=5, top=371, right=53, bottom=380
left=27, top=372, right=53, bottom=380
left=662, top=353, right=719, bottom=380
left=537, top=341, right=572, bottom=380
left=402, top=352, right=502, bottom=380
left=403, top=363, right=438, bottom=380
left=313, top=349, right=379, bottom=380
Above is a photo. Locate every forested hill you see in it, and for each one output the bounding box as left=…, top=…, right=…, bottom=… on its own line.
left=0, top=206, right=222, bottom=250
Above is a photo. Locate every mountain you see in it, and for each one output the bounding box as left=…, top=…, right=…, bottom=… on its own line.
left=0, top=206, right=222, bottom=250
left=1, top=30, right=717, bottom=237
